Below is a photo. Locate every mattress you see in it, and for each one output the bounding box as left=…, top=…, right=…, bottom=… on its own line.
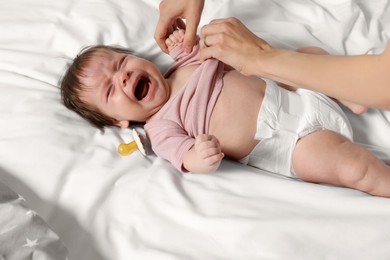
left=1, top=0, right=390, bottom=259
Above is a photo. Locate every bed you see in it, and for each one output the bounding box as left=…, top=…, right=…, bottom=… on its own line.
left=1, top=0, right=390, bottom=259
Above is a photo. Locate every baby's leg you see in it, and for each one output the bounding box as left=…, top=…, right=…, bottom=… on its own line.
left=292, top=130, right=390, bottom=197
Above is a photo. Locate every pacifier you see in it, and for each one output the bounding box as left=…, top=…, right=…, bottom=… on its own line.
left=117, top=129, right=147, bottom=156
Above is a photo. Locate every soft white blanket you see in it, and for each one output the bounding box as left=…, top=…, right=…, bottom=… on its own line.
left=0, top=0, right=390, bottom=259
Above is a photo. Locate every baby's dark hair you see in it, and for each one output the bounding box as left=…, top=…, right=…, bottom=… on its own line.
left=60, top=45, right=133, bottom=130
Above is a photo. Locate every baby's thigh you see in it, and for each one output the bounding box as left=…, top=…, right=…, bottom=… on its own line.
left=292, top=130, right=352, bottom=184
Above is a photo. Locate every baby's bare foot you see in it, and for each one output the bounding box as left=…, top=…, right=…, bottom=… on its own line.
left=340, top=100, right=368, bottom=114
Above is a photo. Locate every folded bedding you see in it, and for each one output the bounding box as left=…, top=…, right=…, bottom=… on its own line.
left=0, top=180, right=68, bottom=259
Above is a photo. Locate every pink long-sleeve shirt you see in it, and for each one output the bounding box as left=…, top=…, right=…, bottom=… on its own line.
left=144, top=42, right=225, bottom=172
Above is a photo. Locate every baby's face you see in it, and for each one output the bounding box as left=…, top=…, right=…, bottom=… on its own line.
left=79, top=49, right=170, bottom=127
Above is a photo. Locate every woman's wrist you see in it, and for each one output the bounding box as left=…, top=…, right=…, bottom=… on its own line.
left=251, top=46, right=284, bottom=78
left=251, top=47, right=300, bottom=88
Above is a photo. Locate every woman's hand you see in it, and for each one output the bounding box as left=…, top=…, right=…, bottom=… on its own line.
left=200, top=17, right=272, bottom=76
left=155, top=0, right=204, bottom=53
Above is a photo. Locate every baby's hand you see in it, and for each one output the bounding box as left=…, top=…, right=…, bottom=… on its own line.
left=165, top=29, right=185, bottom=52
left=194, top=134, right=224, bottom=172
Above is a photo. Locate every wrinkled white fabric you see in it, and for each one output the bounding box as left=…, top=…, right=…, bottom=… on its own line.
left=1, top=1, right=390, bottom=260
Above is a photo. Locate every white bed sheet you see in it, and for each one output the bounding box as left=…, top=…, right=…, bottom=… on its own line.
left=1, top=0, right=390, bottom=259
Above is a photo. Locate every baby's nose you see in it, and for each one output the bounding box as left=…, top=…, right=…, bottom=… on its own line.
left=118, top=71, right=130, bottom=87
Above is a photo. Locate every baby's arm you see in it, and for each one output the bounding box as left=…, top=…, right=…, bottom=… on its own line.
left=183, top=134, right=224, bottom=173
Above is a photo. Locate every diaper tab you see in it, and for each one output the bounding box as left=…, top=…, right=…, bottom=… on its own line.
left=255, top=79, right=304, bottom=140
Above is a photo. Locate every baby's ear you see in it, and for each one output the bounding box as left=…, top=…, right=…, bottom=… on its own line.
left=115, top=120, right=129, bottom=128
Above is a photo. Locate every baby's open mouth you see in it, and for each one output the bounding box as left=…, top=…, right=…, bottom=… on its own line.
left=134, top=76, right=150, bottom=101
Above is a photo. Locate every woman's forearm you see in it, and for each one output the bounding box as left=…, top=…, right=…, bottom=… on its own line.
left=259, top=44, right=390, bottom=110
left=200, top=17, right=390, bottom=110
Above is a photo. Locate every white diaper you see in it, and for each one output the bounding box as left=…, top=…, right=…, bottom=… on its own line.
left=240, top=79, right=353, bottom=178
